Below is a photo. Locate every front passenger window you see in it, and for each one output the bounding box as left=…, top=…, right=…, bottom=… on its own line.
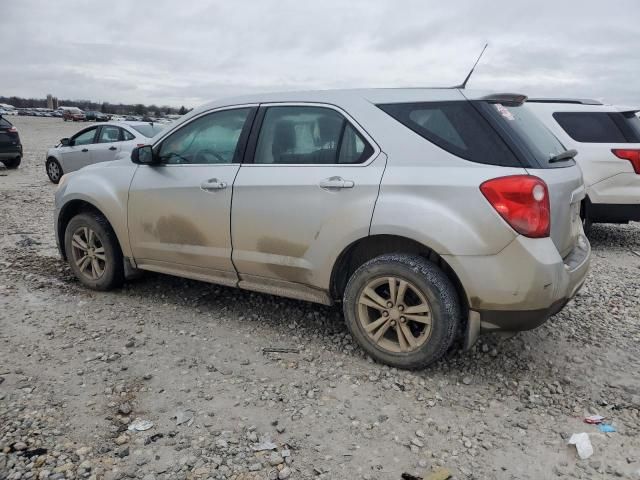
left=158, top=108, right=251, bottom=164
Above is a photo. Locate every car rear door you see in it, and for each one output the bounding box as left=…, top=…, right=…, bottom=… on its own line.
left=93, top=125, right=123, bottom=163
left=127, top=106, right=256, bottom=286
left=231, top=104, right=385, bottom=294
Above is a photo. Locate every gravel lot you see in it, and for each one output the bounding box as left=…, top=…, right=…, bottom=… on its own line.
left=1, top=116, right=639, bottom=480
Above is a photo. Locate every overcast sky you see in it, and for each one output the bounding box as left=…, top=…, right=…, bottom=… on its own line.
left=1, top=0, right=639, bottom=108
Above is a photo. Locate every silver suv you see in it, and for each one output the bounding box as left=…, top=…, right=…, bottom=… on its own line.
left=54, top=89, right=591, bottom=369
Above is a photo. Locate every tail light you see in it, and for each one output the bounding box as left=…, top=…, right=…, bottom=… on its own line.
left=611, top=149, right=640, bottom=174
left=480, top=175, right=550, bottom=238
left=8, top=127, right=17, bottom=133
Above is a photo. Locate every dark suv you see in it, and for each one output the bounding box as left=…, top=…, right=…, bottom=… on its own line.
left=0, top=116, right=22, bottom=169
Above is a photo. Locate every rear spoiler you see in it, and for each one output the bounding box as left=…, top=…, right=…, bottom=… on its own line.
left=478, top=93, right=528, bottom=106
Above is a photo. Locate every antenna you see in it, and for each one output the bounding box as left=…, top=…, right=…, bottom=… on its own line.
left=454, top=43, right=488, bottom=89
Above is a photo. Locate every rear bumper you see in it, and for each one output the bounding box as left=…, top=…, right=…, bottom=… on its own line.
left=589, top=201, right=640, bottom=223
left=588, top=172, right=640, bottom=205
left=446, top=234, right=591, bottom=347
left=0, top=147, right=22, bottom=159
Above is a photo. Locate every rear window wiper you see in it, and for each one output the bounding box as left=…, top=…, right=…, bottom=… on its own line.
left=548, top=149, right=577, bottom=163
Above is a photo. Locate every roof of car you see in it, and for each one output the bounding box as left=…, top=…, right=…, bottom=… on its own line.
left=184, top=88, right=529, bottom=120
left=94, top=121, right=160, bottom=128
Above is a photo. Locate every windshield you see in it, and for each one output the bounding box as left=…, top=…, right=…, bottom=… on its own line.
left=480, top=102, right=571, bottom=168
left=131, top=124, right=166, bottom=138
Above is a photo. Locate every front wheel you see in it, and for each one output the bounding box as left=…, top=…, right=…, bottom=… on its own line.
left=46, top=158, right=63, bottom=183
left=64, top=213, right=124, bottom=290
left=343, top=254, right=461, bottom=369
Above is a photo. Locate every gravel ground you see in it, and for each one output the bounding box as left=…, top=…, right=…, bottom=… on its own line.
left=1, top=116, right=639, bottom=480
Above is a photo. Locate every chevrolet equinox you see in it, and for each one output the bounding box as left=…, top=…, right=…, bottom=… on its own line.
left=54, top=88, right=591, bottom=369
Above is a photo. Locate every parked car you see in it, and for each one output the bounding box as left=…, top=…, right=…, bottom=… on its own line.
left=45, top=121, right=166, bottom=183
left=62, top=107, right=86, bottom=122
left=528, top=99, right=640, bottom=233
left=0, top=115, right=22, bottom=169
left=54, top=89, right=591, bottom=369
left=85, top=111, right=111, bottom=122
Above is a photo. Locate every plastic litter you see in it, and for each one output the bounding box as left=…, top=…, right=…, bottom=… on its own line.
left=128, top=419, right=153, bottom=432
left=401, top=468, right=453, bottom=480
left=584, top=415, right=605, bottom=424
left=174, top=409, right=194, bottom=426
left=252, top=438, right=278, bottom=451
left=598, top=424, right=616, bottom=433
left=568, top=433, right=593, bottom=459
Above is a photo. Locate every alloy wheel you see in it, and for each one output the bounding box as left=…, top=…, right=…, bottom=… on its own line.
left=70, top=226, right=106, bottom=280
left=357, top=276, right=433, bottom=353
left=47, top=161, right=61, bottom=182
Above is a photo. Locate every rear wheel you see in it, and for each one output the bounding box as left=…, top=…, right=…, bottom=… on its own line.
left=343, top=254, right=460, bottom=369
left=2, top=156, right=21, bottom=169
left=46, top=157, right=63, bottom=183
left=64, top=213, right=124, bottom=290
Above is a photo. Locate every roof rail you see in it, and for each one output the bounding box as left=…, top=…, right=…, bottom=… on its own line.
left=526, top=98, right=603, bottom=105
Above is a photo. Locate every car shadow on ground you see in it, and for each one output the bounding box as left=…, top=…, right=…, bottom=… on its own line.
left=587, top=222, right=640, bottom=249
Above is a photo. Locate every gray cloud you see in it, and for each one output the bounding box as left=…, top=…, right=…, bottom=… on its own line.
left=1, top=0, right=638, bottom=107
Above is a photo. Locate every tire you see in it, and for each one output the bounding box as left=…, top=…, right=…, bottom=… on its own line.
left=343, top=254, right=460, bottom=369
left=64, top=212, right=124, bottom=291
left=580, top=199, right=592, bottom=236
left=46, top=157, right=63, bottom=183
left=2, top=156, right=21, bottom=169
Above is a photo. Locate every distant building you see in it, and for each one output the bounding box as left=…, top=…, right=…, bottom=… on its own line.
left=46, top=94, right=53, bottom=110
left=53, top=97, right=59, bottom=109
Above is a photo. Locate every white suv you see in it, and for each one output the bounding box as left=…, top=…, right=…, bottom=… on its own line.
left=528, top=99, right=640, bottom=232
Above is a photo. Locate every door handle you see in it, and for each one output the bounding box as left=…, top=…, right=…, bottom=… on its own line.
left=200, top=178, right=228, bottom=191
left=319, top=176, right=355, bottom=190
left=109, top=146, right=117, bottom=151
left=81, top=148, right=89, bottom=152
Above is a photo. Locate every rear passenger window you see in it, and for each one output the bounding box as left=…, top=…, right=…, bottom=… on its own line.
left=254, top=106, right=373, bottom=164
left=98, top=125, right=121, bottom=143
left=378, top=102, right=519, bottom=167
left=553, top=112, right=637, bottom=143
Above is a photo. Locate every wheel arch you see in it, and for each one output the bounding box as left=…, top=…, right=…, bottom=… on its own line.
left=57, top=199, right=122, bottom=261
left=329, top=234, right=468, bottom=315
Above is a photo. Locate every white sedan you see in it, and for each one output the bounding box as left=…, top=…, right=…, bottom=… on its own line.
left=45, top=121, right=166, bottom=183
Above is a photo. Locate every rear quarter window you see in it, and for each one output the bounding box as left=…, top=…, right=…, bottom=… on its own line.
left=0, top=117, right=11, bottom=128
left=377, top=101, right=520, bottom=167
left=553, top=112, right=640, bottom=143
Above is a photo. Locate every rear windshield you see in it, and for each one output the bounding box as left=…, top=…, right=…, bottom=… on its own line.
left=377, top=101, right=520, bottom=167
left=553, top=111, right=640, bottom=143
left=480, top=102, right=569, bottom=168
left=131, top=124, right=165, bottom=138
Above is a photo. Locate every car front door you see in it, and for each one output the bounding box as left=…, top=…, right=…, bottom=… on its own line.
left=93, top=125, right=123, bottom=164
left=127, top=106, right=256, bottom=286
left=231, top=104, right=386, bottom=295
left=61, top=126, right=99, bottom=172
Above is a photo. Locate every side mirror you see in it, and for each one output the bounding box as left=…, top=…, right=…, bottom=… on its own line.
left=60, top=138, right=70, bottom=146
left=131, top=145, right=157, bottom=165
